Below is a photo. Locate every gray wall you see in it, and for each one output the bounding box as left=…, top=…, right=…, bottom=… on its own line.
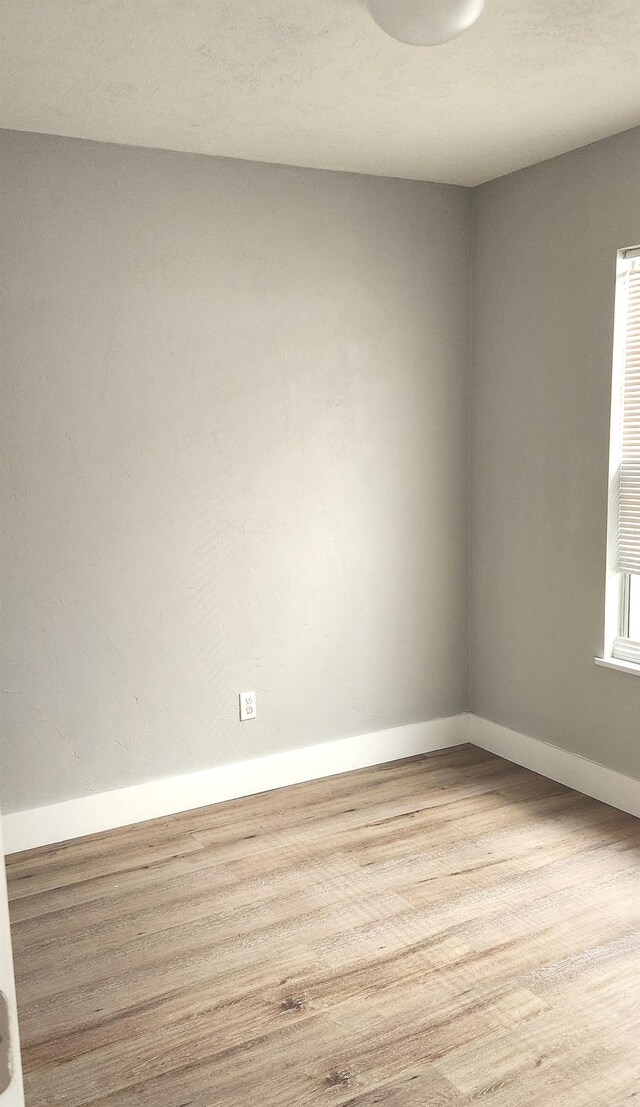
left=0, top=131, right=472, bottom=813
left=470, top=126, right=640, bottom=778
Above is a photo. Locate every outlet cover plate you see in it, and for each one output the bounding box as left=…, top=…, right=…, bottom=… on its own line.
left=239, top=691, right=256, bottom=722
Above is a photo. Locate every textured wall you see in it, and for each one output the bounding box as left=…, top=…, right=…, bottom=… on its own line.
left=0, top=131, right=472, bottom=813
left=470, top=126, right=640, bottom=778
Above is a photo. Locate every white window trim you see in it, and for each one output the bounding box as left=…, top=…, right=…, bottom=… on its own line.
left=595, top=655, right=640, bottom=676
left=598, top=246, right=640, bottom=675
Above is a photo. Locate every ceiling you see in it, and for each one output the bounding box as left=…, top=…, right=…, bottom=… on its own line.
left=1, top=1, right=639, bottom=186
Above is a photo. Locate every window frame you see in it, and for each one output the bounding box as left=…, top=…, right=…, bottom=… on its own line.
left=612, top=575, right=640, bottom=666
left=601, top=246, right=640, bottom=673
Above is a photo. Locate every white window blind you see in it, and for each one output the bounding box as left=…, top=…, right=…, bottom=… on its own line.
left=618, top=261, right=640, bottom=575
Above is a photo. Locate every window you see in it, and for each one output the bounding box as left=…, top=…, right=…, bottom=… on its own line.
left=603, top=245, right=640, bottom=669
left=630, top=573, right=640, bottom=641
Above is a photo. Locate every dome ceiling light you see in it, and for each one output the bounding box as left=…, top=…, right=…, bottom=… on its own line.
left=364, top=0, right=485, bottom=46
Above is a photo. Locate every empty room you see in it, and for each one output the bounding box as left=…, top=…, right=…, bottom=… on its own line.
left=1, top=2, right=640, bottom=1104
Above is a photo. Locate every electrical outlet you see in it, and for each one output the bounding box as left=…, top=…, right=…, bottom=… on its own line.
left=239, top=690, right=256, bottom=722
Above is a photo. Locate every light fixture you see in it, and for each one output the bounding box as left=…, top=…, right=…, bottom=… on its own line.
left=365, top=0, right=485, bottom=45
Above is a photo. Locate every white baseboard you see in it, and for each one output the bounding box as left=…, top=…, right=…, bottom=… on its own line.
left=2, top=714, right=468, bottom=855
left=5, top=712, right=638, bottom=855
left=469, top=714, right=640, bottom=820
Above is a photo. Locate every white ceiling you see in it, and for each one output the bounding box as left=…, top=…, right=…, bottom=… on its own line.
left=1, top=0, right=640, bottom=186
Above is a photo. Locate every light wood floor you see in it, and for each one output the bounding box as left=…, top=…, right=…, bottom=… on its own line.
left=6, top=744, right=640, bottom=1106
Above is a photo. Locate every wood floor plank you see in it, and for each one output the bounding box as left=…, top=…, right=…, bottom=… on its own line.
left=7, top=745, right=640, bottom=1106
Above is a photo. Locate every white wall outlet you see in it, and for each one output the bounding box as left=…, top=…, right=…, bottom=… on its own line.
left=239, top=690, right=257, bottom=722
